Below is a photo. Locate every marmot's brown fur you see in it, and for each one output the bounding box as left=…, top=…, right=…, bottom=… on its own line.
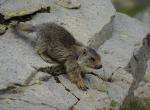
left=15, top=22, right=102, bottom=90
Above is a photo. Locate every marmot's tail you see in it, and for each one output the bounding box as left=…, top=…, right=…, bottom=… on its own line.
left=15, top=22, right=36, bottom=33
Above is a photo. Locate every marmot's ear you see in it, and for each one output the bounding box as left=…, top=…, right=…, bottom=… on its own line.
left=73, top=52, right=80, bottom=60
left=82, top=48, right=87, bottom=56
left=143, top=33, right=150, bottom=47
left=146, top=33, right=150, bottom=46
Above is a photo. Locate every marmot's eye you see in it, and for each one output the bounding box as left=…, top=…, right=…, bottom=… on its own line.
left=83, top=49, right=87, bottom=56
left=90, top=57, right=95, bottom=62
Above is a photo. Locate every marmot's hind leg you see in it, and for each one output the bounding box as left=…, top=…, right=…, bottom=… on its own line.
left=36, top=45, right=54, bottom=63
left=39, top=53, right=54, bottom=63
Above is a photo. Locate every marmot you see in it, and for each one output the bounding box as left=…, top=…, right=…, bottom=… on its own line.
left=15, top=22, right=102, bottom=90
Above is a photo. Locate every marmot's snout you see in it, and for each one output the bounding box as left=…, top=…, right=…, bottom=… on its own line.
left=95, top=64, right=102, bottom=69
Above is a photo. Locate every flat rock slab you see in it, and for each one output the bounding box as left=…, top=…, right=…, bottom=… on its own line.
left=0, top=0, right=51, bottom=20
left=73, top=91, right=110, bottom=110
left=0, top=77, right=78, bottom=110
left=58, top=75, right=111, bottom=110
left=29, top=0, right=115, bottom=45
left=0, top=29, right=51, bottom=89
left=98, top=13, right=149, bottom=78
left=0, top=99, right=57, bottom=110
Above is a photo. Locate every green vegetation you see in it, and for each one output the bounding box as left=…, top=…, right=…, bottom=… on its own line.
left=120, top=97, right=149, bottom=110
left=117, top=5, right=147, bottom=16
left=2, top=98, right=14, bottom=104
left=4, top=9, right=26, bottom=19
left=111, top=100, right=119, bottom=110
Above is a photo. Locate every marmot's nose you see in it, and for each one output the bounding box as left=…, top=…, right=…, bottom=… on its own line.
left=95, top=65, right=102, bottom=69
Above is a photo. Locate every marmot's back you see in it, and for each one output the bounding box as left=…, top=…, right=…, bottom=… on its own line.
left=17, top=22, right=76, bottom=48
left=15, top=22, right=81, bottom=62
left=36, top=23, right=79, bottom=61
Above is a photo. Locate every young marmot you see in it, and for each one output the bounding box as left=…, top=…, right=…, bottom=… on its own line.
left=15, top=22, right=102, bottom=90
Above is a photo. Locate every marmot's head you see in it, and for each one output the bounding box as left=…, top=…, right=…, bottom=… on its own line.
left=77, top=47, right=102, bottom=69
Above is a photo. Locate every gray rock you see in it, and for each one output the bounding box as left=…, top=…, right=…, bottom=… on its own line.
left=72, top=91, right=110, bottom=110
left=107, top=80, right=131, bottom=105
left=0, top=77, right=78, bottom=110
left=29, top=0, right=116, bottom=45
left=134, top=82, right=150, bottom=101
left=58, top=75, right=111, bottom=110
left=0, top=0, right=51, bottom=19
left=106, top=68, right=134, bottom=104
left=29, top=71, right=52, bottom=85
left=88, top=17, right=114, bottom=49
left=97, top=13, right=149, bottom=79
left=88, top=13, right=149, bottom=105
left=86, top=68, right=133, bottom=105
left=85, top=68, right=132, bottom=104
left=84, top=74, right=107, bottom=92
left=0, top=29, right=52, bottom=89
left=0, top=99, right=57, bottom=110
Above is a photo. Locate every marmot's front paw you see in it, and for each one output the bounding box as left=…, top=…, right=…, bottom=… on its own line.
left=76, top=80, right=88, bottom=91
left=81, top=85, right=88, bottom=91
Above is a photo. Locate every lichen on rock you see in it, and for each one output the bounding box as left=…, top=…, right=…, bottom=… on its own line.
left=0, top=24, right=7, bottom=34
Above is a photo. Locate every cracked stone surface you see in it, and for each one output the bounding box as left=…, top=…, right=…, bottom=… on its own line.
left=73, top=91, right=110, bottom=110
left=0, top=77, right=78, bottom=110
left=0, top=0, right=150, bottom=110
left=0, top=99, right=59, bottom=110
left=0, top=29, right=52, bottom=89
left=58, top=75, right=111, bottom=110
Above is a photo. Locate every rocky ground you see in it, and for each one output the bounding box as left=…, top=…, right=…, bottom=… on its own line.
left=0, top=0, right=149, bottom=110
